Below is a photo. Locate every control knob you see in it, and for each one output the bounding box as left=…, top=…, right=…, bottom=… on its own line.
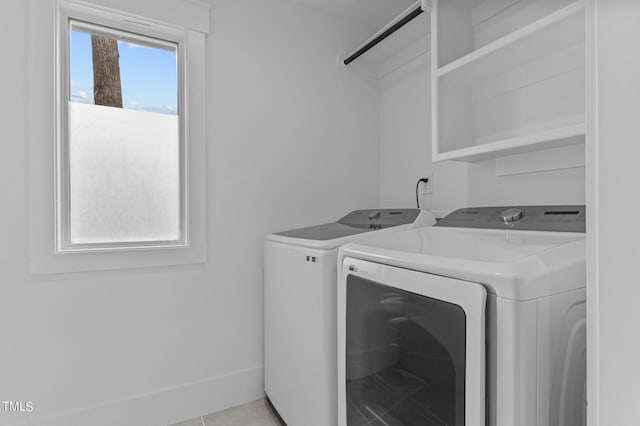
left=500, top=208, right=524, bottom=223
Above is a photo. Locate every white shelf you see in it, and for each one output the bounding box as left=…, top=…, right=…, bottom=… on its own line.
left=343, top=1, right=430, bottom=68
left=433, top=124, right=585, bottom=163
left=432, top=0, right=587, bottom=163
left=436, top=0, right=586, bottom=84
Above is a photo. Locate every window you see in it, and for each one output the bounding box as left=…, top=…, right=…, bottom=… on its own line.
left=27, top=0, right=208, bottom=273
left=58, top=10, right=186, bottom=252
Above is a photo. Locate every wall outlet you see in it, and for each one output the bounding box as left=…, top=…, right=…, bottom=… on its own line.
left=422, top=173, right=433, bottom=195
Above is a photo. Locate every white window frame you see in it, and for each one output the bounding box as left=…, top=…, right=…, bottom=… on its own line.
left=27, top=0, right=208, bottom=274
left=58, top=9, right=188, bottom=253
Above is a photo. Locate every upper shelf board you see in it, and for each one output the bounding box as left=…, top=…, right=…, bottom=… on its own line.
left=436, top=0, right=586, bottom=85
left=433, top=123, right=585, bottom=162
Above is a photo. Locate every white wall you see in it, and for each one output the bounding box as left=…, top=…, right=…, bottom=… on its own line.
left=0, top=0, right=379, bottom=424
left=379, top=42, right=469, bottom=217
left=467, top=160, right=585, bottom=207
left=590, top=0, right=640, bottom=423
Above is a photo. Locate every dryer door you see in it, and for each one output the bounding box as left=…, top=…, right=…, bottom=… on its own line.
left=338, top=258, right=486, bottom=426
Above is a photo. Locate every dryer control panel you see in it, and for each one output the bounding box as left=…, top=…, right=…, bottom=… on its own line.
left=435, top=205, right=586, bottom=232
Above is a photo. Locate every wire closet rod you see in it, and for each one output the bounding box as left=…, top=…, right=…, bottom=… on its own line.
left=343, top=5, right=424, bottom=66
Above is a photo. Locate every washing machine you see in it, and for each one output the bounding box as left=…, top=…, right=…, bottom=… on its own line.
left=337, top=205, right=586, bottom=426
left=264, top=209, right=436, bottom=426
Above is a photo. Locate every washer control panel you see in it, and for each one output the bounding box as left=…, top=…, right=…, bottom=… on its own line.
left=339, top=209, right=421, bottom=229
left=435, top=205, right=585, bottom=232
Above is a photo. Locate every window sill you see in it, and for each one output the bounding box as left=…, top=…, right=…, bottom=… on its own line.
left=29, top=243, right=205, bottom=275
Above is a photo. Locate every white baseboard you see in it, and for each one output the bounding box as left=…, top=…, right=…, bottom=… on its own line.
left=18, top=366, right=264, bottom=426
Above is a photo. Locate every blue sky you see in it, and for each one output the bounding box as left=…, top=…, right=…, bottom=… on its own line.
left=70, top=30, right=178, bottom=115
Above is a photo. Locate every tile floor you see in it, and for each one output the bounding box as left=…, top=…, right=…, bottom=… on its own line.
left=170, top=399, right=283, bottom=426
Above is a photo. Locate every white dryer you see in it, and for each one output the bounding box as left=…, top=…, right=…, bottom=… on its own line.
left=264, top=209, right=436, bottom=426
left=337, top=206, right=586, bottom=426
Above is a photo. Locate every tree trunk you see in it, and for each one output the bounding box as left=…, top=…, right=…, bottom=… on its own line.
left=91, top=35, right=123, bottom=108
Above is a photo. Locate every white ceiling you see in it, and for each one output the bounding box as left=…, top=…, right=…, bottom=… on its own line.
left=289, top=0, right=418, bottom=30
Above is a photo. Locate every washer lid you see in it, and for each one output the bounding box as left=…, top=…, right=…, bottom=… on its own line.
left=272, top=222, right=371, bottom=242
left=339, top=226, right=585, bottom=301
left=266, top=209, right=429, bottom=250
